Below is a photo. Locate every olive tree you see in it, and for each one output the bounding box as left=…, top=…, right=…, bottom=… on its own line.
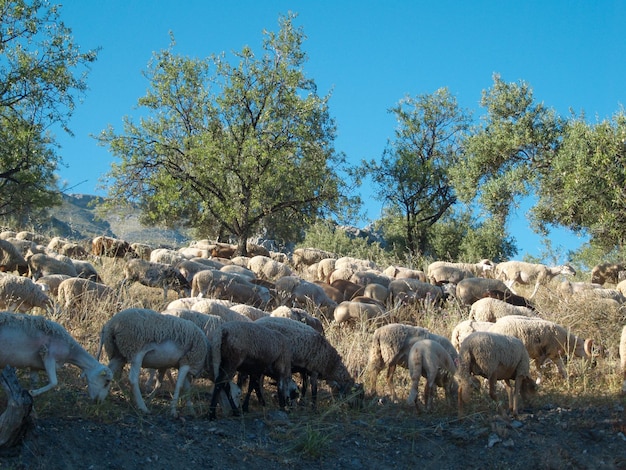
left=0, top=0, right=97, bottom=219
left=99, top=14, right=349, bottom=254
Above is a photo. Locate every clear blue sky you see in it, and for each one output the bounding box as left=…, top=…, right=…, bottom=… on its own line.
left=55, top=1, right=624, bottom=261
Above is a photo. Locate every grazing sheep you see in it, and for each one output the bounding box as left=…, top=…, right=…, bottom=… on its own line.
left=176, top=259, right=213, bottom=284
left=71, top=259, right=102, bottom=283
left=48, top=237, right=88, bottom=259
left=482, top=289, right=535, bottom=311
left=178, top=246, right=210, bottom=259
left=209, top=276, right=272, bottom=308
left=0, top=273, right=53, bottom=312
left=457, top=331, right=535, bottom=416
left=35, top=274, right=72, bottom=297
left=166, top=298, right=251, bottom=323
left=494, top=261, right=576, bottom=298
left=0, top=238, right=28, bottom=275
left=558, top=280, right=603, bottom=297
left=16, top=231, right=48, bottom=244
left=427, top=259, right=493, bottom=284
left=247, top=255, right=293, bottom=281
left=230, top=303, right=269, bottom=321
left=275, top=276, right=337, bottom=317
left=450, top=319, right=494, bottom=351
left=255, top=316, right=362, bottom=409
left=0, top=311, right=112, bottom=401
left=383, top=265, right=427, bottom=282
left=350, top=270, right=391, bottom=288
left=149, top=247, right=186, bottom=266
left=292, top=248, right=336, bottom=270
left=365, top=323, right=458, bottom=401
left=407, top=339, right=458, bottom=412
left=619, top=326, right=626, bottom=394
left=591, top=262, right=626, bottom=285
left=313, top=280, right=347, bottom=303
left=122, top=258, right=190, bottom=300
left=455, top=278, right=513, bottom=306
left=363, top=283, right=389, bottom=304
left=388, top=278, right=450, bottom=306
left=97, top=308, right=209, bottom=416
left=209, top=242, right=237, bottom=259
left=57, top=278, right=116, bottom=317
left=271, top=305, right=324, bottom=334
left=469, top=297, right=536, bottom=323
left=130, top=242, right=152, bottom=260
left=572, top=287, right=626, bottom=304
left=317, top=258, right=337, bottom=282
left=333, top=300, right=386, bottom=326
left=489, top=315, right=594, bottom=382
left=330, top=279, right=365, bottom=301
left=335, top=256, right=379, bottom=273
left=91, top=235, right=135, bottom=258
left=209, top=321, right=293, bottom=419
left=190, top=268, right=258, bottom=297
left=27, top=252, right=77, bottom=280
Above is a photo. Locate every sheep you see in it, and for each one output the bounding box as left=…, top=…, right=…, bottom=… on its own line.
left=176, top=259, right=213, bottom=284
left=365, top=323, right=458, bottom=402
left=494, top=260, right=576, bottom=298
left=190, top=268, right=258, bottom=297
left=91, top=235, right=135, bottom=258
left=0, top=311, right=112, bottom=401
left=35, top=274, right=72, bottom=297
left=313, top=280, right=347, bottom=303
left=621, top=325, right=626, bottom=394
left=407, top=339, right=458, bottom=412
left=388, top=278, right=450, bottom=306
left=275, top=275, right=337, bottom=317
left=450, top=319, right=494, bottom=351
left=230, top=303, right=269, bottom=321
left=350, top=270, right=391, bottom=288
left=481, top=289, right=535, bottom=311
left=558, top=280, right=604, bottom=297
left=427, top=259, right=493, bottom=284
left=0, top=273, right=53, bottom=313
left=16, top=230, right=48, bottom=245
left=271, top=305, right=324, bottom=334
left=455, top=277, right=513, bottom=306
left=469, top=297, right=537, bottom=323
left=178, top=246, right=210, bottom=259
left=329, top=279, right=365, bottom=300
left=130, top=242, right=152, bottom=260
left=220, top=264, right=255, bottom=279
left=317, top=257, right=337, bottom=282
left=247, top=255, right=293, bottom=281
left=97, top=308, right=209, bottom=417
left=121, top=258, right=190, bottom=300
left=166, top=298, right=251, bottom=323
left=27, top=252, right=77, bottom=280
left=363, top=283, right=389, bottom=304
left=57, top=278, right=117, bottom=317
left=71, top=259, right=102, bottom=283
left=383, top=265, right=427, bottom=282
left=208, top=321, right=293, bottom=419
left=149, top=247, right=186, bottom=266
left=48, top=237, right=89, bottom=259
left=335, top=256, right=379, bottom=272
left=0, top=238, right=28, bottom=275
left=591, top=262, right=626, bottom=285
left=573, top=287, right=626, bottom=304
left=488, top=315, right=594, bottom=382
left=209, top=277, right=272, bottom=308
left=292, top=247, right=336, bottom=270
left=333, top=300, right=386, bottom=326
left=255, top=316, right=362, bottom=409
left=457, top=331, right=536, bottom=416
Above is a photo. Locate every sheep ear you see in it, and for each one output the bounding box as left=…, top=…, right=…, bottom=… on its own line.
left=584, top=339, right=593, bottom=356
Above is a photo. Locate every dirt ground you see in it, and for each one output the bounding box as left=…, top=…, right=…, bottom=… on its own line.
left=2, top=387, right=626, bottom=470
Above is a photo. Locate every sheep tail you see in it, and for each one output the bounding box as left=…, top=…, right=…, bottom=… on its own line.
left=96, top=326, right=106, bottom=362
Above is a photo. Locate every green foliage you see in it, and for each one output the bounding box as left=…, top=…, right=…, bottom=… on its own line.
left=99, top=14, right=353, bottom=254
left=0, top=0, right=97, bottom=217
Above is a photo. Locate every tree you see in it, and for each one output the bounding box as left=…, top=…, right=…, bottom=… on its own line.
left=0, top=0, right=97, bottom=220
left=355, top=88, right=470, bottom=256
left=531, top=109, right=626, bottom=250
left=450, top=74, right=565, bottom=225
left=99, top=14, right=350, bottom=254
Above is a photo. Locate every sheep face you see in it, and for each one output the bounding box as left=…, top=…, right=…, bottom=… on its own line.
left=83, top=364, right=113, bottom=402
left=330, top=381, right=364, bottom=409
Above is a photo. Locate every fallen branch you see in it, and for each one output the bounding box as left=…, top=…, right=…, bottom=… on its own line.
left=0, top=366, right=33, bottom=448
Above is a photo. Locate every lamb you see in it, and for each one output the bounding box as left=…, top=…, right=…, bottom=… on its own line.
left=0, top=238, right=28, bottom=275
left=591, top=262, right=626, bottom=285
left=407, top=339, right=458, bottom=412
left=0, top=311, right=112, bottom=401
left=455, top=277, right=513, bottom=306
left=247, top=255, right=293, bottom=281
left=494, top=260, right=576, bottom=298
left=457, top=331, right=536, bottom=416
left=365, top=323, right=458, bottom=401
left=450, top=319, right=494, bottom=351
left=255, top=316, right=362, bottom=409
left=121, top=258, right=190, bottom=300
left=469, top=297, right=537, bottom=323
left=333, top=300, right=386, bottom=326
left=427, top=259, right=493, bottom=284
left=57, top=278, right=117, bottom=317
left=488, top=315, right=594, bottom=382
left=619, top=326, right=626, bottom=394
left=208, top=321, right=293, bottom=419
left=97, top=308, right=209, bottom=417
left=0, top=272, right=53, bottom=313
left=27, top=252, right=77, bottom=280
left=271, top=305, right=324, bottom=334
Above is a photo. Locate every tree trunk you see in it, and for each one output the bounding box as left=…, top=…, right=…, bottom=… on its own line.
left=0, top=366, right=34, bottom=448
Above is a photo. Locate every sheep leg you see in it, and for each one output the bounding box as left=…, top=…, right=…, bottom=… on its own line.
left=529, top=282, right=540, bottom=299
left=386, top=364, right=398, bottom=402
left=29, top=348, right=58, bottom=397
left=169, top=364, right=190, bottom=417
left=128, top=353, right=150, bottom=413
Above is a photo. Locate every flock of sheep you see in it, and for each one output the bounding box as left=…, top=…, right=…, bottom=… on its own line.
left=0, top=230, right=624, bottom=422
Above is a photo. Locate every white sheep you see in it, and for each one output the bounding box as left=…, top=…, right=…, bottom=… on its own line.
left=407, top=339, right=458, bottom=412
left=457, top=330, right=536, bottom=416
left=365, top=323, right=458, bottom=402
left=333, top=300, right=386, bottom=326
left=35, top=274, right=73, bottom=297
left=121, top=258, right=190, bottom=299
left=494, top=260, right=576, bottom=298
left=97, top=308, right=209, bottom=417
left=149, top=247, right=186, bottom=265
left=0, top=238, right=28, bottom=275
left=620, top=325, right=626, bottom=394
left=450, top=319, right=494, bottom=351
left=454, top=277, right=513, bottom=306
left=557, top=280, right=603, bottom=297
left=591, top=262, right=626, bottom=285
left=57, top=278, right=117, bottom=317
left=27, top=252, right=77, bottom=280
left=166, top=298, right=251, bottom=323
left=292, top=248, right=337, bottom=270
left=0, top=311, right=112, bottom=401
left=317, top=258, right=337, bottom=282
left=71, top=259, right=102, bottom=283
left=208, top=321, right=293, bottom=419
left=275, top=275, right=337, bottom=317
left=350, top=270, right=391, bottom=288
left=230, top=303, right=269, bottom=321
left=247, top=255, right=293, bottom=281
left=427, top=259, right=493, bottom=284
left=469, top=297, right=536, bottom=323
left=383, top=265, right=427, bottom=282
left=489, top=315, right=594, bottom=382
left=255, top=316, right=362, bottom=409
left=0, top=272, right=53, bottom=313
left=271, top=305, right=324, bottom=334
left=388, top=278, right=451, bottom=306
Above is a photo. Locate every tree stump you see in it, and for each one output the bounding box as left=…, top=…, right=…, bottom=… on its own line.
left=0, top=366, right=33, bottom=448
